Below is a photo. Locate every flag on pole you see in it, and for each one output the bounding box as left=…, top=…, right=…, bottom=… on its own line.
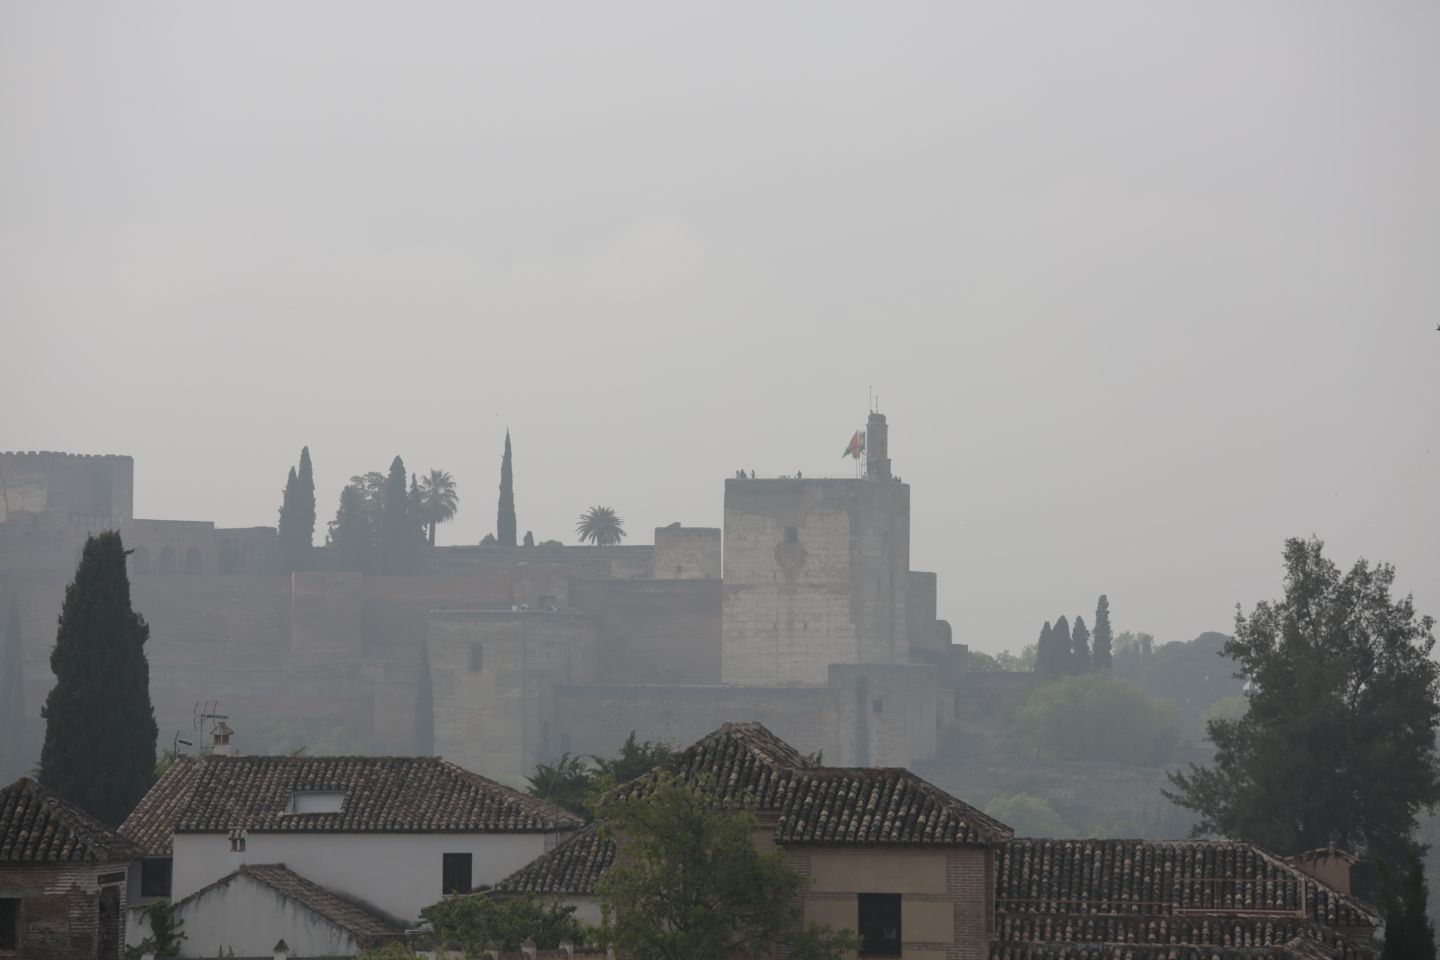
left=841, top=430, right=866, bottom=459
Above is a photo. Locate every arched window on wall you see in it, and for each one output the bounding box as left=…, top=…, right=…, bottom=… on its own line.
left=183, top=546, right=203, bottom=575
left=157, top=546, right=177, bottom=575
left=130, top=545, right=152, bottom=576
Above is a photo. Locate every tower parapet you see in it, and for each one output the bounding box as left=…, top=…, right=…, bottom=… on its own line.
left=865, top=412, right=891, bottom=481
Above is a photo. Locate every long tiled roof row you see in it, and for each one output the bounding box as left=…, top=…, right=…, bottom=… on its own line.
left=0, top=778, right=143, bottom=863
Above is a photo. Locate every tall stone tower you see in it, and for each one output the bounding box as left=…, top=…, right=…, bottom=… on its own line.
left=720, top=412, right=910, bottom=685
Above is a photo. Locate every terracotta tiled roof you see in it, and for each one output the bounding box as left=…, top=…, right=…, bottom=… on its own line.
left=121, top=755, right=580, bottom=850
left=493, top=822, right=615, bottom=897
left=0, top=777, right=144, bottom=863
left=176, top=864, right=402, bottom=942
left=493, top=723, right=1012, bottom=895
left=995, top=914, right=1371, bottom=958
left=994, top=840, right=1380, bottom=931
left=988, top=940, right=1349, bottom=960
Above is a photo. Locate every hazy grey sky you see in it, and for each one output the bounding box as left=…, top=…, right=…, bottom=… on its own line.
left=3, top=2, right=1436, bottom=653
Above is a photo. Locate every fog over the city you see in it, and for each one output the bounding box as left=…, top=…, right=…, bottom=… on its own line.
left=2, top=2, right=1436, bottom=653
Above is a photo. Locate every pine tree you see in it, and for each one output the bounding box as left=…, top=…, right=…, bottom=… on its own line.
left=39, top=532, right=157, bottom=826
left=1071, top=616, right=1092, bottom=673
left=497, top=430, right=517, bottom=547
left=378, top=456, right=412, bottom=574
left=1051, top=616, right=1073, bottom=676
left=0, top=595, right=27, bottom=783
left=296, top=446, right=315, bottom=569
left=1093, top=595, right=1114, bottom=669
left=330, top=484, right=373, bottom=573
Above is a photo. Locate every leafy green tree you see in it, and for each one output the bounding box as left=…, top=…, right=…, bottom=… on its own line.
left=497, top=431, right=517, bottom=547
left=423, top=891, right=587, bottom=952
left=1383, top=852, right=1437, bottom=960
left=595, top=731, right=674, bottom=783
left=526, top=753, right=593, bottom=818
left=1014, top=672, right=1180, bottom=765
left=1201, top=695, right=1249, bottom=731
left=594, top=773, right=857, bottom=960
left=329, top=484, right=373, bottom=573
left=1165, top=537, right=1440, bottom=869
left=983, top=793, right=1072, bottom=837
left=378, top=456, right=413, bottom=574
left=1093, top=594, right=1114, bottom=669
left=576, top=506, right=626, bottom=546
left=1071, top=615, right=1092, bottom=673
left=39, top=532, right=158, bottom=826
left=0, top=595, right=26, bottom=782
left=418, top=469, right=459, bottom=547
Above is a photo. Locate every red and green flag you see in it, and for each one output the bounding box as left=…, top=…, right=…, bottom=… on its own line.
left=841, top=430, right=866, bottom=459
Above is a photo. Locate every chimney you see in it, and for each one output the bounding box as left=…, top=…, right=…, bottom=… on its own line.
left=272, top=939, right=290, bottom=960
left=212, top=720, right=234, bottom=756
left=558, top=941, right=575, bottom=960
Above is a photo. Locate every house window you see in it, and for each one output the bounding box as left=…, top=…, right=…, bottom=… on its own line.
left=858, top=893, right=901, bottom=957
left=442, top=853, right=473, bottom=895
left=140, top=858, right=173, bottom=897
left=291, top=791, right=345, bottom=814
left=469, top=643, right=484, bottom=671
left=0, top=898, right=19, bottom=950
left=873, top=698, right=884, bottom=715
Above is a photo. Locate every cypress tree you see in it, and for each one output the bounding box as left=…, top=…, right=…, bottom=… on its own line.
left=1051, top=616, right=1073, bottom=676
left=1035, top=621, right=1057, bottom=677
left=0, top=595, right=26, bottom=783
left=1071, top=615, right=1092, bottom=673
left=331, top=484, right=372, bottom=573
left=277, top=466, right=299, bottom=571
left=497, top=430, right=517, bottom=547
left=1093, top=594, right=1114, bottom=669
left=379, top=455, right=411, bottom=574
left=39, top=532, right=157, bottom=826
left=296, top=446, right=315, bottom=569
left=1384, top=852, right=1437, bottom=960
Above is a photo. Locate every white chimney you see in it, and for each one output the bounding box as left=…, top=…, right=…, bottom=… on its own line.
left=212, top=720, right=234, bottom=756
left=272, top=939, right=290, bottom=960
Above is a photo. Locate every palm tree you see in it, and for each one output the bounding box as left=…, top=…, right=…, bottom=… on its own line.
left=576, top=506, right=626, bottom=546
left=418, top=469, right=459, bottom=546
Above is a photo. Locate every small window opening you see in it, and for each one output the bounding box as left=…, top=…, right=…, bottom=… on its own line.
left=290, top=791, right=345, bottom=814
left=0, top=898, right=20, bottom=950
left=140, top=859, right=173, bottom=898
left=872, top=698, right=884, bottom=715
left=442, top=853, right=473, bottom=895
left=784, top=526, right=799, bottom=542
left=469, top=643, right=484, bottom=671
left=228, top=830, right=246, bottom=852
left=858, top=893, right=901, bottom=957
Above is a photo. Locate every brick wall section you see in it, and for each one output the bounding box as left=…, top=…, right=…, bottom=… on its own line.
left=0, top=862, right=129, bottom=960
left=948, top=847, right=991, bottom=960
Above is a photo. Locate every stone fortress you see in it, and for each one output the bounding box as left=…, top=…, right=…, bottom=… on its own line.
left=0, top=413, right=997, bottom=782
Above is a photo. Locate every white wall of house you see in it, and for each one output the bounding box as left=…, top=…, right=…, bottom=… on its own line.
left=171, top=832, right=553, bottom=923
left=128, top=873, right=363, bottom=958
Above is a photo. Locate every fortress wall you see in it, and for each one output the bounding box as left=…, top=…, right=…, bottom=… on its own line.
left=828, top=663, right=937, bottom=768
left=422, top=544, right=656, bottom=581
left=0, top=451, right=133, bottom=526
left=429, top=611, right=600, bottom=779
left=121, top=519, right=218, bottom=576
left=852, top=480, right=910, bottom=667
left=569, top=578, right=721, bottom=685
left=652, top=526, right=721, bottom=580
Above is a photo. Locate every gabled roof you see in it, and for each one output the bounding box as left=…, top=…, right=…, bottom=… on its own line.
left=987, top=940, right=1352, bottom=959
left=0, top=777, right=144, bottom=863
left=994, top=839, right=1381, bottom=931
left=493, top=722, right=1013, bottom=896
left=493, top=822, right=614, bottom=897
left=173, top=864, right=401, bottom=942
left=121, top=755, right=580, bottom=853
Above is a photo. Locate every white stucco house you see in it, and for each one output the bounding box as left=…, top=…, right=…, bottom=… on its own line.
left=120, top=749, right=581, bottom=957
